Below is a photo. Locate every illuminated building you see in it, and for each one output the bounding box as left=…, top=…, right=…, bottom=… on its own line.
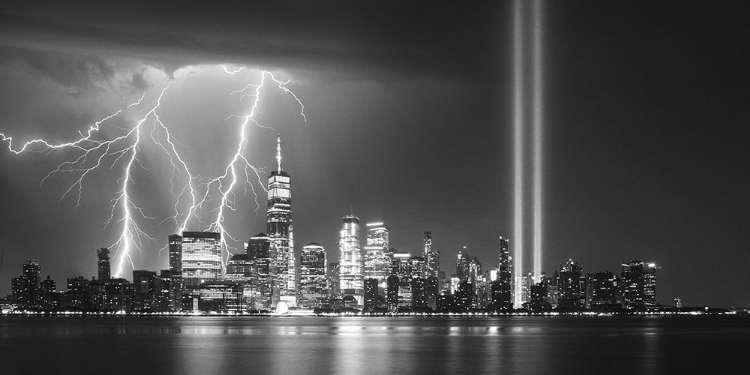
left=12, top=259, right=41, bottom=308
left=267, top=135, right=296, bottom=305
left=156, top=270, right=181, bottom=312
left=181, top=231, right=222, bottom=284
left=97, top=248, right=111, bottom=282
left=586, top=271, right=620, bottom=310
left=168, top=234, right=183, bottom=275
left=339, top=214, right=363, bottom=307
left=328, top=262, right=341, bottom=300
left=494, top=236, right=513, bottom=311
left=198, top=282, right=242, bottom=313
left=364, top=278, right=379, bottom=311
left=132, top=270, right=157, bottom=311
left=621, top=260, right=658, bottom=308
left=246, top=233, right=275, bottom=310
left=558, top=259, right=585, bottom=309
left=528, top=282, right=551, bottom=311
left=364, top=222, right=390, bottom=285
left=299, top=242, right=327, bottom=309
left=423, top=231, right=440, bottom=279
left=456, top=248, right=469, bottom=282
left=468, top=256, right=482, bottom=285
left=226, top=254, right=252, bottom=282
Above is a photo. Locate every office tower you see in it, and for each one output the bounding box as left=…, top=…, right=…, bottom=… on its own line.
left=456, top=248, right=470, bottom=282
left=559, top=259, right=585, bottom=309
left=339, top=214, right=363, bottom=307
left=586, top=271, right=620, bottom=310
left=468, top=256, right=482, bottom=285
left=181, top=231, right=222, bottom=283
left=226, top=253, right=252, bottom=282
left=328, top=262, right=341, bottom=300
left=423, top=231, right=440, bottom=279
left=168, top=234, right=183, bottom=275
left=364, top=278, right=379, bottom=311
left=364, top=222, right=390, bottom=284
left=39, top=275, right=58, bottom=311
left=267, top=135, right=296, bottom=304
left=133, top=270, right=157, bottom=311
left=494, top=236, right=512, bottom=311
left=299, top=243, right=327, bottom=309
left=621, top=260, right=658, bottom=308
left=13, top=259, right=41, bottom=308
left=97, top=248, right=111, bottom=282
left=247, top=233, right=275, bottom=310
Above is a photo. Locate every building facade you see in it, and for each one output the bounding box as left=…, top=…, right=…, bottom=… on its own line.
left=339, top=214, right=363, bottom=307
left=181, top=231, right=222, bottom=283
left=299, top=243, right=327, bottom=309
left=267, top=135, right=296, bottom=305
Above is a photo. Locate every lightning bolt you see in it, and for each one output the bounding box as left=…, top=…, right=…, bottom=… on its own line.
left=0, top=66, right=306, bottom=278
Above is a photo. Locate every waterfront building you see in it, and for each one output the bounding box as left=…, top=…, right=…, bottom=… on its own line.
left=363, top=222, right=390, bottom=286
left=558, top=259, right=586, bottom=309
left=364, top=278, right=379, bottom=311
left=181, top=231, right=222, bottom=283
left=267, top=135, right=296, bottom=306
left=621, top=260, right=658, bottom=308
left=328, top=262, right=341, bottom=300
left=246, top=233, right=275, bottom=310
left=168, top=234, right=183, bottom=275
left=339, top=214, right=363, bottom=307
left=12, top=259, right=41, bottom=308
left=495, top=236, right=513, bottom=311
left=456, top=248, right=470, bottom=282
left=586, top=271, right=620, bottom=310
left=97, top=248, right=111, bottom=282
left=423, top=231, right=440, bottom=279
left=299, top=242, right=327, bottom=309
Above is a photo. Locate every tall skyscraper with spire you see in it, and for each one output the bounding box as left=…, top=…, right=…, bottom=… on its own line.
left=267, top=135, right=296, bottom=306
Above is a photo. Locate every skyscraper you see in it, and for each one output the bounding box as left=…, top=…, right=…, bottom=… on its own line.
left=423, top=231, right=440, bottom=279
left=181, top=231, right=222, bottom=284
left=621, top=260, right=658, bottom=308
left=247, top=233, right=275, bottom=310
left=364, top=222, right=390, bottom=283
left=267, top=135, right=296, bottom=305
left=168, top=234, right=183, bottom=275
left=493, top=236, right=513, bottom=311
left=559, top=259, right=585, bottom=309
left=299, top=243, right=327, bottom=309
left=97, top=248, right=111, bottom=282
left=339, top=214, right=363, bottom=307
left=456, top=248, right=470, bottom=282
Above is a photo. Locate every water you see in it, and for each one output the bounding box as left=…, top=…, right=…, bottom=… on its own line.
left=1, top=316, right=747, bottom=374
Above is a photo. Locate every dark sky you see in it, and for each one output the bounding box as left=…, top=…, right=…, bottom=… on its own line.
left=0, top=1, right=748, bottom=307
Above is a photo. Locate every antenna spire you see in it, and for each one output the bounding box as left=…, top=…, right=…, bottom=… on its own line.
left=276, top=134, right=282, bottom=172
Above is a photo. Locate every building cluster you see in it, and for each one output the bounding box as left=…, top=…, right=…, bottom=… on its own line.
left=3, top=136, right=660, bottom=314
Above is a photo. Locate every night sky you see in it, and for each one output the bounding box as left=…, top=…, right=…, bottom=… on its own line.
left=0, top=1, right=748, bottom=307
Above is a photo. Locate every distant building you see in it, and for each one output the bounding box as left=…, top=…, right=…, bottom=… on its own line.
left=246, top=233, right=275, bottom=310
left=97, top=248, right=111, bottom=282
left=12, top=259, right=41, bottom=308
left=586, top=271, right=620, bottom=310
left=558, top=259, right=585, bottom=309
left=181, top=231, right=222, bottom=283
left=168, top=234, right=183, bottom=275
left=339, top=214, right=363, bottom=307
left=621, top=260, right=658, bottom=308
left=456, top=249, right=469, bottom=282
left=363, top=278, right=379, bottom=311
left=133, top=270, right=157, bottom=311
left=423, top=231, right=440, bottom=279
left=266, top=135, right=296, bottom=305
left=363, top=222, right=390, bottom=286
left=299, top=243, right=327, bottom=309
left=328, top=262, right=341, bottom=300
left=493, top=236, right=512, bottom=311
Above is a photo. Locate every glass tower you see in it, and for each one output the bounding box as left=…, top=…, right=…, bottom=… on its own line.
left=181, top=231, right=222, bottom=283
left=364, top=222, right=390, bottom=284
left=299, top=242, right=327, bottom=309
left=267, top=135, right=296, bottom=305
left=339, top=214, right=363, bottom=307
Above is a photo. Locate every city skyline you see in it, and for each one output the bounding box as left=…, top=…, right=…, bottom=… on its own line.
left=1, top=1, right=749, bottom=308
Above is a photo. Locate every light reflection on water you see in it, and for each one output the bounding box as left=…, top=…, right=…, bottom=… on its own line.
left=1, top=316, right=748, bottom=374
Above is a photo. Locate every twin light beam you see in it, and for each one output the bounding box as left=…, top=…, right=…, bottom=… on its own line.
left=513, top=0, right=544, bottom=307
left=0, top=67, right=305, bottom=278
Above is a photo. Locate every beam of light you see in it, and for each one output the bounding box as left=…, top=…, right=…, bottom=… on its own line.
left=0, top=66, right=306, bottom=279
left=513, top=0, right=525, bottom=308
left=532, top=0, right=543, bottom=283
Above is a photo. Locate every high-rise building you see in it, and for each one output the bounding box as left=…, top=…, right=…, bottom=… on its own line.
left=468, top=256, right=482, bottom=285
left=586, top=271, right=620, bottom=309
left=299, top=243, right=327, bottom=309
left=363, top=222, right=390, bottom=284
left=97, top=248, right=111, bottom=282
left=456, top=248, right=470, bottom=282
left=423, top=231, right=440, bottom=279
left=12, top=259, right=42, bottom=308
left=181, top=231, right=222, bottom=283
left=494, top=236, right=512, bottom=311
left=339, top=214, right=363, bottom=307
left=621, top=260, right=658, bottom=308
left=168, top=234, right=183, bottom=275
left=559, top=259, right=585, bottom=309
left=267, top=135, right=296, bottom=305
left=247, top=233, right=275, bottom=310
left=328, top=262, right=341, bottom=300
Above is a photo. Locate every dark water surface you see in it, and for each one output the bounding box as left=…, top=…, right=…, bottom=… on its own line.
left=1, top=316, right=748, bottom=374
